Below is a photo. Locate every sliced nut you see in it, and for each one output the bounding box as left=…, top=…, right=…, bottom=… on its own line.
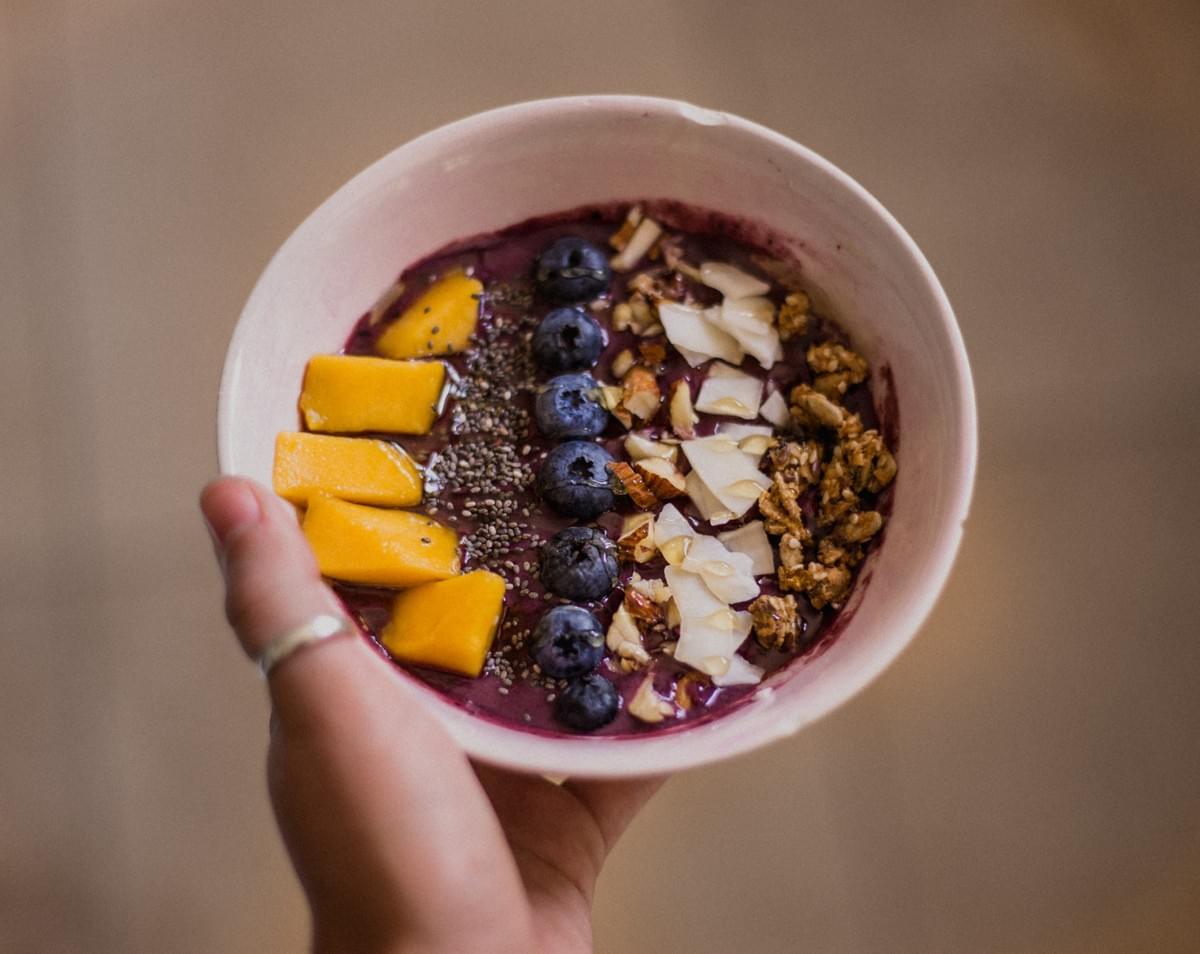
left=621, top=364, right=662, bottom=423
left=612, top=301, right=635, bottom=332
left=633, top=457, right=686, bottom=499
left=611, top=216, right=663, bottom=272
left=608, top=205, right=643, bottom=252
left=623, top=586, right=663, bottom=625
left=674, top=671, right=707, bottom=710
left=618, top=513, right=656, bottom=563
left=669, top=380, right=698, bottom=439
left=628, top=674, right=676, bottom=723
left=596, top=384, right=633, bottom=428
left=611, top=348, right=636, bottom=379
left=606, top=603, right=651, bottom=667
left=638, top=339, right=668, bottom=368
left=607, top=461, right=658, bottom=509
left=624, top=432, right=679, bottom=463
left=628, top=573, right=672, bottom=604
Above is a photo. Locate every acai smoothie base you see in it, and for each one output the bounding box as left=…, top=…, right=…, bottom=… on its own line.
left=272, top=200, right=898, bottom=737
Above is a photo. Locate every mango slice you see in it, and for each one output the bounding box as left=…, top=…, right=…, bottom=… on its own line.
left=272, top=432, right=423, bottom=507
left=381, top=570, right=507, bottom=677
left=375, top=273, right=484, bottom=359
left=299, top=355, right=446, bottom=435
left=302, top=494, right=460, bottom=587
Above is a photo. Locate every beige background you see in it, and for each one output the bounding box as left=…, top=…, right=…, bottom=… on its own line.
left=3, top=1, right=1199, bottom=951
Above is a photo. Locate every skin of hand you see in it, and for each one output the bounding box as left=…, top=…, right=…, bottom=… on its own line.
left=200, top=477, right=663, bottom=954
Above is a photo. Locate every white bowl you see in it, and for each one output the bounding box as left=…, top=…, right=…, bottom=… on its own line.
left=219, top=95, right=977, bottom=778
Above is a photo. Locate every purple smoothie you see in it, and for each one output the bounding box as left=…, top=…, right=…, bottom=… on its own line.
left=327, top=201, right=895, bottom=737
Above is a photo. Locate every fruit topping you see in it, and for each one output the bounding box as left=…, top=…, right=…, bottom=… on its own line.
left=539, top=526, right=619, bottom=601
left=381, top=570, right=506, bottom=677
left=535, top=236, right=612, bottom=303
left=299, top=355, right=447, bottom=435
left=536, top=441, right=617, bottom=519
left=535, top=372, right=609, bottom=439
left=374, top=272, right=483, bottom=358
left=272, top=432, right=422, bottom=507
left=531, top=307, right=606, bottom=372
left=302, top=494, right=460, bottom=588
left=529, top=605, right=606, bottom=679
left=555, top=673, right=620, bottom=732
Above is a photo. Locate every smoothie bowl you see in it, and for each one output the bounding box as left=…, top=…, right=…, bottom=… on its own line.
left=218, top=95, right=976, bottom=778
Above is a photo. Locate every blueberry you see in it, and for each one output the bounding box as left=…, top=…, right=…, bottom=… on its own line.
left=530, top=606, right=605, bottom=679
left=535, top=373, right=608, bottom=440
left=536, top=441, right=616, bottom=519
left=532, top=307, right=606, bottom=372
left=535, top=236, right=612, bottom=303
left=555, top=673, right=620, bottom=732
left=539, top=526, right=619, bottom=601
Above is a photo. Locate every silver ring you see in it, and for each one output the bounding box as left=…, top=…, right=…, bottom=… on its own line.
left=256, top=613, right=352, bottom=679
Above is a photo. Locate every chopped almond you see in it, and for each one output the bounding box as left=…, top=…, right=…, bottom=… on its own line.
left=669, top=380, right=698, bottom=438
left=621, top=365, right=661, bottom=423
left=618, top=513, right=656, bottom=563
left=633, top=457, right=686, bottom=499
left=607, top=461, right=658, bottom=509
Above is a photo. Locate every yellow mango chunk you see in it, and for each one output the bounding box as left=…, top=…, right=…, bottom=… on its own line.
left=299, top=355, right=446, bottom=435
left=302, top=495, right=460, bottom=587
left=375, top=272, right=484, bottom=359
left=272, top=432, right=423, bottom=507
left=381, top=570, right=507, bottom=677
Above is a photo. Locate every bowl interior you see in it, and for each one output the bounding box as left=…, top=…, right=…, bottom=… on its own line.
left=220, top=95, right=975, bottom=777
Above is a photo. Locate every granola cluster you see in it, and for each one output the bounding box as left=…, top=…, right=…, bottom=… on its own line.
left=752, top=342, right=897, bottom=642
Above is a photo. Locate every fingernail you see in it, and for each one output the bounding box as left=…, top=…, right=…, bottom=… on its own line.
left=200, top=480, right=262, bottom=550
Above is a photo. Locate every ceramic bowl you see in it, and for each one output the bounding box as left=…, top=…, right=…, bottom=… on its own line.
left=219, top=95, right=977, bottom=777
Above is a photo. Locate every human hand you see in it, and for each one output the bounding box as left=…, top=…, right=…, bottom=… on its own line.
left=201, top=477, right=662, bottom=954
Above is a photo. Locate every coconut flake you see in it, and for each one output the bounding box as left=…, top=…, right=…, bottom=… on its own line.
left=699, top=261, right=771, bottom=299
left=681, top=535, right=759, bottom=604
left=760, top=389, right=790, bottom=427
left=681, top=436, right=772, bottom=518
left=685, top=470, right=736, bottom=527
left=664, top=565, right=725, bottom=620
left=694, top=362, right=763, bottom=420
left=717, top=520, right=775, bottom=575
left=674, top=609, right=754, bottom=674
left=712, top=653, right=765, bottom=687
left=659, top=302, right=744, bottom=366
left=714, top=296, right=783, bottom=369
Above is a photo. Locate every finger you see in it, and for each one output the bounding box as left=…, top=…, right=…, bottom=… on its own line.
left=561, top=776, right=666, bottom=853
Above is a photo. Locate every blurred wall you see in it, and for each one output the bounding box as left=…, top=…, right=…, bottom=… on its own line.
left=2, top=1, right=1198, bottom=951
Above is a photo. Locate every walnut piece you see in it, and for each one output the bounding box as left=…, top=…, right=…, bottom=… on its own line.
left=777, top=291, right=810, bottom=341
left=758, top=473, right=810, bottom=540
left=766, top=439, right=822, bottom=491
left=788, top=384, right=863, bottom=438
left=778, top=561, right=853, bottom=610
left=807, top=341, right=869, bottom=399
left=834, top=509, right=883, bottom=545
left=837, top=430, right=897, bottom=494
left=749, top=594, right=801, bottom=651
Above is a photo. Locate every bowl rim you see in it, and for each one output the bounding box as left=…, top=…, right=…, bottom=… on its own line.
left=218, top=94, right=978, bottom=778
